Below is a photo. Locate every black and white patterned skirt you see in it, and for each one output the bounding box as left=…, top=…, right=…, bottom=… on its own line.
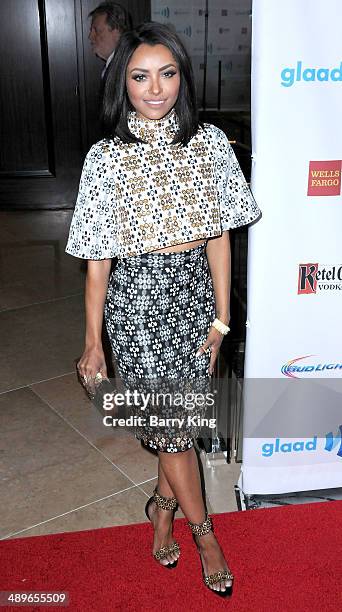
left=104, top=243, right=216, bottom=453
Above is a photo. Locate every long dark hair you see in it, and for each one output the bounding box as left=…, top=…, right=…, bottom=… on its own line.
left=101, top=21, right=204, bottom=146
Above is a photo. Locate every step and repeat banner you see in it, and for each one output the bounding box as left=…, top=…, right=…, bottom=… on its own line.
left=239, top=0, right=342, bottom=494
left=151, top=0, right=252, bottom=110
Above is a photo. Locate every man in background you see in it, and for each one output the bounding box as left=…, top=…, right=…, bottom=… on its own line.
left=88, top=2, right=132, bottom=79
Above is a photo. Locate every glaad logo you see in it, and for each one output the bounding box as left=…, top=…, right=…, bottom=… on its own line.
left=307, top=160, right=342, bottom=196
left=281, top=355, right=342, bottom=378
left=298, top=263, right=342, bottom=294
left=325, top=425, right=342, bottom=457
left=261, top=437, right=317, bottom=457
left=281, top=61, right=342, bottom=87
left=261, top=429, right=342, bottom=458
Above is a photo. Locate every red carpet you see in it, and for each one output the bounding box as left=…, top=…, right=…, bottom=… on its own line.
left=1, top=501, right=342, bottom=612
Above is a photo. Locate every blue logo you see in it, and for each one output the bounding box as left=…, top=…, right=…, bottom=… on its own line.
left=261, top=437, right=317, bottom=457
left=325, top=425, right=342, bottom=457
left=281, top=61, right=342, bottom=87
left=261, top=426, right=342, bottom=458
left=281, top=355, right=342, bottom=378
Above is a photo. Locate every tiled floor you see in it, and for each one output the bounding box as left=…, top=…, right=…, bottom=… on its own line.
left=0, top=211, right=241, bottom=541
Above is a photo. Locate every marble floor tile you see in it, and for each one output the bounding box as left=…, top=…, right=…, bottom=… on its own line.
left=0, top=387, right=132, bottom=539
left=0, top=294, right=85, bottom=393
left=0, top=211, right=86, bottom=311
left=99, top=438, right=158, bottom=483
left=137, top=477, right=158, bottom=498
left=30, top=373, right=124, bottom=441
left=0, top=252, right=85, bottom=312
left=8, top=486, right=150, bottom=539
left=31, top=373, right=159, bottom=483
left=199, top=451, right=240, bottom=514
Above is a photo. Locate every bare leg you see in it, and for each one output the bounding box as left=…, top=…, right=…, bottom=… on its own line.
left=146, top=461, right=180, bottom=566
left=158, top=462, right=175, bottom=498
left=158, top=447, right=232, bottom=592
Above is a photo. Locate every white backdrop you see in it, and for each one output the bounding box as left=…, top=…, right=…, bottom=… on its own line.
left=239, top=0, right=342, bottom=494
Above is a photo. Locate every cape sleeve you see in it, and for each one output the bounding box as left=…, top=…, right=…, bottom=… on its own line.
left=212, top=126, right=261, bottom=230
left=65, top=141, right=118, bottom=260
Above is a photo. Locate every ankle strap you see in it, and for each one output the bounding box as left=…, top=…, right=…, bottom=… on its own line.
left=153, top=488, right=177, bottom=511
left=187, top=514, right=212, bottom=536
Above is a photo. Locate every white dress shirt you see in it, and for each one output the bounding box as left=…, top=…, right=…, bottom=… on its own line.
left=101, top=50, right=115, bottom=79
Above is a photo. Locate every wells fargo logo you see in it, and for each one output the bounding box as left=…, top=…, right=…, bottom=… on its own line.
left=307, top=160, right=341, bottom=196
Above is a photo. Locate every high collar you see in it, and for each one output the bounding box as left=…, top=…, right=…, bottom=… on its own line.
left=127, top=107, right=179, bottom=144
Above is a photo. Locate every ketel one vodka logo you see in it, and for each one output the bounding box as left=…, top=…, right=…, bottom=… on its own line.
left=298, top=263, right=342, bottom=294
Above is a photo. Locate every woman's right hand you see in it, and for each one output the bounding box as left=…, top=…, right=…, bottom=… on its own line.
left=76, top=345, right=108, bottom=398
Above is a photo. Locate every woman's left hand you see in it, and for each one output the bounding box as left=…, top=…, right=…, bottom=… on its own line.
left=195, top=326, right=226, bottom=375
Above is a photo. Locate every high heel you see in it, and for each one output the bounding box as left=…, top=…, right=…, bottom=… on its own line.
left=187, top=514, right=234, bottom=597
left=145, top=488, right=180, bottom=569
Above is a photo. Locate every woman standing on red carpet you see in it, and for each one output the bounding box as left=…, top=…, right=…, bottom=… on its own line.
left=65, top=21, right=260, bottom=597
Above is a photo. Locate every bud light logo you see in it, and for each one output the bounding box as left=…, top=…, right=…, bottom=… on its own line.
left=281, top=356, right=342, bottom=378
left=281, top=61, right=342, bottom=87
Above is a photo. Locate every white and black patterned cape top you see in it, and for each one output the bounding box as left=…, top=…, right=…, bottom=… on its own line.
left=65, top=107, right=261, bottom=259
